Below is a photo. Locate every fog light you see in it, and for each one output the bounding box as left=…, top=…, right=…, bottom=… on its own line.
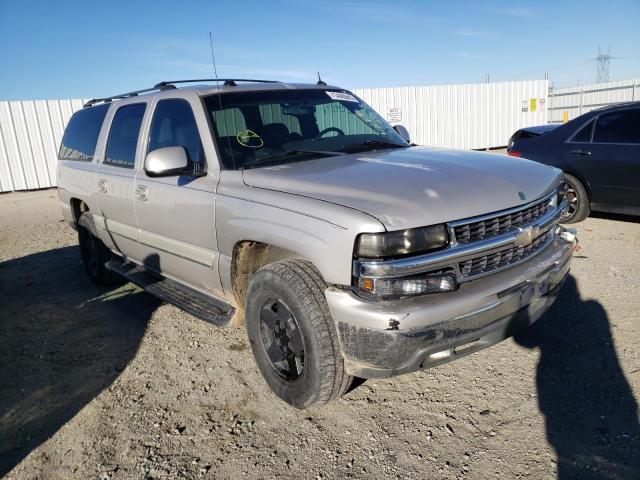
left=358, top=273, right=457, bottom=297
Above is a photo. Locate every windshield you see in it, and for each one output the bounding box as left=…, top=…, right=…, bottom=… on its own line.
left=204, top=89, right=408, bottom=169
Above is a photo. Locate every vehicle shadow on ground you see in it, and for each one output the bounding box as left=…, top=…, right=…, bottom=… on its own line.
left=0, top=246, right=159, bottom=476
left=514, top=276, right=640, bottom=479
left=590, top=212, right=640, bottom=224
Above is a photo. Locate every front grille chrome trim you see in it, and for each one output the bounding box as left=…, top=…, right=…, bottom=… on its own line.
left=457, top=230, right=554, bottom=282
left=448, top=190, right=557, bottom=228
left=354, top=196, right=568, bottom=280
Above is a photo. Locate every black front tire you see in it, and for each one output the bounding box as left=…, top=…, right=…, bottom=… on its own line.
left=563, top=173, right=590, bottom=223
left=245, top=260, right=352, bottom=409
left=78, top=226, right=116, bottom=285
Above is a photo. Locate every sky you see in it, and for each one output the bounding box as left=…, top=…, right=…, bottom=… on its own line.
left=1, top=0, right=639, bottom=100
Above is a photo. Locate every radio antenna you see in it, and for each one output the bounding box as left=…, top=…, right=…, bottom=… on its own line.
left=209, top=32, right=221, bottom=96
left=209, top=32, right=235, bottom=168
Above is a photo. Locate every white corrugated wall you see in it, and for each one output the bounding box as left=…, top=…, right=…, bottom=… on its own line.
left=354, top=80, right=549, bottom=150
left=548, top=79, right=639, bottom=123
left=0, top=99, right=85, bottom=192
left=0, top=80, right=561, bottom=192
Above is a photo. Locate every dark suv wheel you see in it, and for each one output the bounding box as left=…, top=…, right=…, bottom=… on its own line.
left=245, top=259, right=352, bottom=408
left=563, top=173, right=590, bottom=223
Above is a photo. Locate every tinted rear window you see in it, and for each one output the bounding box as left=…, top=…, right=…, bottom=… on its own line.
left=105, top=103, right=146, bottom=168
left=571, top=119, right=594, bottom=143
left=593, top=108, right=640, bottom=144
left=58, top=104, right=110, bottom=161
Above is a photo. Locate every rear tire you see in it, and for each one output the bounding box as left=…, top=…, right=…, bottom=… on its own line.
left=563, top=173, right=590, bottom=223
left=245, top=259, right=352, bottom=409
left=78, top=226, right=116, bottom=285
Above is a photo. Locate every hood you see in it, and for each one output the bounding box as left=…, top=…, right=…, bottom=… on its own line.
left=242, top=146, right=561, bottom=231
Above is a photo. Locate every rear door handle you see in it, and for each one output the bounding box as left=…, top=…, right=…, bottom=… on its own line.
left=135, top=185, right=148, bottom=201
left=97, top=178, right=107, bottom=193
left=570, top=149, right=591, bottom=156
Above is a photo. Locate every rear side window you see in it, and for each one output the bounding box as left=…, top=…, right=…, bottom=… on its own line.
left=104, top=103, right=146, bottom=168
left=58, top=104, right=109, bottom=161
left=571, top=119, right=594, bottom=143
left=593, top=109, right=640, bottom=144
left=148, top=99, right=204, bottom=164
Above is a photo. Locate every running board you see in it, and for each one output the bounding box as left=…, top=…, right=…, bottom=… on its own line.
left=106, top=260, right=235, bottom=327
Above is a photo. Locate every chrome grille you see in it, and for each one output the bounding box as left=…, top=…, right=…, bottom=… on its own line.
left=459, top=230, right=553, bottom=278
left=453, top=197, right=554, bottom=244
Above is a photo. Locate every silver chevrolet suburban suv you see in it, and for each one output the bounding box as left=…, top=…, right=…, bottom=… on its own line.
left=57, top=79, right=576, bottom=408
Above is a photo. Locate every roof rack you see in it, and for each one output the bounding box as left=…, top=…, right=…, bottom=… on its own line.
left=83, top=85, right=172, bottom=108
left=154, top=78, right=282, bottom=88
left=83, top=78, right=283, bottom=108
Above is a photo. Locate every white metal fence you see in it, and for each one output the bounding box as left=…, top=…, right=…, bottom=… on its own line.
left=354, top=80, right=549, bottom=150
left=2, top=78, right=637, bottom=193
left=548, top=79, right=639, bottom=123
left=0, top=99, right=86, bottom=192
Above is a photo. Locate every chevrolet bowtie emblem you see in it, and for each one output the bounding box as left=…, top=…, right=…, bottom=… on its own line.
left=514, top=226, right=539, bottom=247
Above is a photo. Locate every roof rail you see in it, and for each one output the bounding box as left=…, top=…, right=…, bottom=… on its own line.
left=83, top=85, right=175, bottom=108
left=154, top=78, right=282, bottom=88
left=83, top=78, right=283, bottom=108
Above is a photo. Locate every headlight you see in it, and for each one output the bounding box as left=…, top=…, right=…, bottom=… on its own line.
left=355, top=224, right=449, bottom=258
left=358, top=272, right=457, bottom=297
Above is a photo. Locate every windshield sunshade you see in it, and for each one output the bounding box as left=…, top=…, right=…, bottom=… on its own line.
left=204, top=89, right=408, bottom=170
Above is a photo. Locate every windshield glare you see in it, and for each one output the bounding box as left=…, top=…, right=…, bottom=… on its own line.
left=204, top=90, right=408, bottom=169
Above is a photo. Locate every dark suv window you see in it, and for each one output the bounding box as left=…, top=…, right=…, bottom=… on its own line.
left=593, top=108, right=640, bottom=144
left=58, top=104, right=109, bottom=161
left=104, top=104, right=146, bottom=168
left=148, top=99, right=204, bottom=164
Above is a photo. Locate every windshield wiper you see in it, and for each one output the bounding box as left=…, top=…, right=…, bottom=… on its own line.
left=249, top=148, right=344, bottom=167
left=341, top=140, right=408, bottom=152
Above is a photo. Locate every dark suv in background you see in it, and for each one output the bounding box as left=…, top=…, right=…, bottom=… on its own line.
left=508, top=102, right=640, bottom=222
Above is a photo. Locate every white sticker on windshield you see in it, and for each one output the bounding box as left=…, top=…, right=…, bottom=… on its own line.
left=326, top=91, right=359, bottom=103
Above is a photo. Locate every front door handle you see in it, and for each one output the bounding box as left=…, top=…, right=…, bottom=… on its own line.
left=97, top=178, right=107, bottom=194
left=570, top=149, right=591, bottom=156
left=135, top=185, right=149, bottom=201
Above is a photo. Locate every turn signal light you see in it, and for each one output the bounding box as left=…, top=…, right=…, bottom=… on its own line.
left=358, top=273, right=457, bottom=297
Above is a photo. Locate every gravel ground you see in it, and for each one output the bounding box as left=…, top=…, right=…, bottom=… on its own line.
left=1, top=189, right=639, bottom=480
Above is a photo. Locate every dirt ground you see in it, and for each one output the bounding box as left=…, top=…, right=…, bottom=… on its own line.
left=1, top=189, right=639, bottom=480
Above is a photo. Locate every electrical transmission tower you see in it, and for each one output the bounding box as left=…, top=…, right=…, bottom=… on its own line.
left=590, top=46, right=619, bottom=83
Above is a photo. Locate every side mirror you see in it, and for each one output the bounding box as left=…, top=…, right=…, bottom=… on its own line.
left=145, top=146, right=190, bottom=177
left=393, top=125, right=411, bottom=143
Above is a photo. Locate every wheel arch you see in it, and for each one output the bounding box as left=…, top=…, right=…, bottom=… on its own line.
left=230, top=241, right=308, bottom=324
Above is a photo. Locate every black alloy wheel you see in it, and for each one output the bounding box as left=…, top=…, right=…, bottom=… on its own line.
left=562, top=173, right=590, bottom=223
left=258, top=298, right=305, bottom=382
left=79, top=228, right=101, bottom=277
left=77, top=225, right=117, bottom=285
left=244, top=260, right=353, bottom=408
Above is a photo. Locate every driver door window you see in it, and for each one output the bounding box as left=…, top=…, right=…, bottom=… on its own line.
left=148, top=99, right=205, bottom=167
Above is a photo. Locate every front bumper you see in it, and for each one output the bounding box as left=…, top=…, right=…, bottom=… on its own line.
left=325, top=231, right=574, bottom=378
